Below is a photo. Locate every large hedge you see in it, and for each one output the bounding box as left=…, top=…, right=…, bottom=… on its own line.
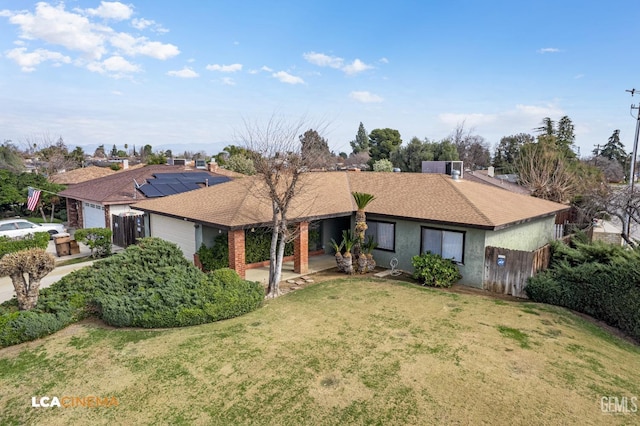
left=526, top=240, right=640, bottom=342
left=0, top=238, right=264, bottom=347
left=0, top=232, right=50, bottom=258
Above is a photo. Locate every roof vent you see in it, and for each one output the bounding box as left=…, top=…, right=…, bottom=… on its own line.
left=452, top=170, right=461, bottom=181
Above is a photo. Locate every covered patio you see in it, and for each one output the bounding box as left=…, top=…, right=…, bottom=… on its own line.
left=245, top=254, right=337, bottom=285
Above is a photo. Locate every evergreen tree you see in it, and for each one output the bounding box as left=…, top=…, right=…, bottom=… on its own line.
left=350, top=122, right=369, bottom=154
left=600, top=129, right=627, bottom=164
left=368, top=128, right=402, bottom=168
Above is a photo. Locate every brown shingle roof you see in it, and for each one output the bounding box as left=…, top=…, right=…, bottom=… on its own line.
left=464, top=170, right=531, bottom=195
left=133, top=172, right=568, bottom=230
left=58, top=165, right=227, bottom=205
left=49, top=165, right=116, bottom=185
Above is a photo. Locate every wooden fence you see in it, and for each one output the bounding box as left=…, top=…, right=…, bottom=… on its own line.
left=483, top=244, right=552, bottom=298
left=112, top=214, right=146, bottom=248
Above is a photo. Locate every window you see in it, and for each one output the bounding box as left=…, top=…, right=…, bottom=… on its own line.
left=421, top=227, right=465, bottom=263
left=16, top=222, right=37, bottom=229
left=365, top=220, right=395, bottom=251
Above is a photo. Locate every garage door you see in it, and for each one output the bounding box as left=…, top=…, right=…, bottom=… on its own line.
left=83, top=202, right=106, bottom=229
left=149, top=214, right=196, bottom=260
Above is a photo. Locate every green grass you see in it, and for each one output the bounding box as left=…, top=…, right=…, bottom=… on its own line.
left=0, top=278, right=639, bottom=425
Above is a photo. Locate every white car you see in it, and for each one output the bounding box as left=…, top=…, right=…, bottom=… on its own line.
left=0, top=219, right=67, bottom=239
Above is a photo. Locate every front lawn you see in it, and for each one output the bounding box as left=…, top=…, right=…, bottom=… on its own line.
left=1, top=279, right=638, bottom=425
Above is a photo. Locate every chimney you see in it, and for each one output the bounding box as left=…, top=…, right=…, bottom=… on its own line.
left=122, top=159, right=129, bottom=170
left=487, top=166, right=494, bottom=178
left=208, top=161, right=218, bottom=172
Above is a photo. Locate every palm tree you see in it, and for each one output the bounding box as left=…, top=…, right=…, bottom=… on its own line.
left=341, top=229, right=355, bottom=274
left=352, top=192, right=376, bottom=273
left=329, top=238, right=345, bottom=272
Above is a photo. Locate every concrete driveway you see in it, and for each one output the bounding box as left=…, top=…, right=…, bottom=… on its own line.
left=0, top=239, right=95, bottom=304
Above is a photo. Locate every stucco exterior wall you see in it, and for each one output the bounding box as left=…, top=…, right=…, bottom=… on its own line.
left=484, top=216, right=554, bottom=251
left=364, top=215, right=485, bottom=287
left=364, top=214, right=554, bottom=289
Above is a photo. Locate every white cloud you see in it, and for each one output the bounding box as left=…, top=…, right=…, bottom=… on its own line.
left=379, top=57, right=389, bottom=64
left=304, top=51, right=373, bottom=75
left=437, top=103, right=564, bottom=131
left=85, top=1, right=133, bottom=21
left=86, top=56, right=140, bottom=77
left=272, top=71, right=304, bottom=84
left=2, top=2, right=178, bottom=73
left=303, top=51, right=343, bottom=68
left=349, top=91, right=383, bottom=103
left=5, top=47, right=71, bottom=72
left=0, top=10, right=13, bottom=17
left=261, top=65, right=273, bottom=72
left=9, top=2, right=108, bottom=60
left=131, top=17, right=167, bottom=33
left=131, top=17, right=152, bottom=29
left=206, top=63, right=243, bottom=72
left=537, top=47, right=560, bottom=54
left=221, top=77, right=235, bottom=86
left=343, top=59, right=373, bottom=75
left=109, top=32, right=179, bottom=59
left=167, top=67, right=199, bottom=78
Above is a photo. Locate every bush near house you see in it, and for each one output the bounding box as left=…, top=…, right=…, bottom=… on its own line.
left=526, top=240, right=640, bottom=342
left=74, top=227, right=112, bottom=258
left=0, top=232, right=50, bottom=258
left=197, top=229, right=295, bottom=272
left=0, top=238, right=264, bottom=347
left=411, top=252, right=462, bottom=288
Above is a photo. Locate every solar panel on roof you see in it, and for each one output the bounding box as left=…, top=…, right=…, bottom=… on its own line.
left=140, top=173, right=230, bottom=198
left=138, top=185, right=164, bottom=198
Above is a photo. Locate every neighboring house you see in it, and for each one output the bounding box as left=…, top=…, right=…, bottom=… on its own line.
left=132, top=172, right=568, bottom=290
left=49, top=165, right=118, bottom=185
left=464, top=169, right=531, bottom=196
left=58, top=164, right=230, bottom=232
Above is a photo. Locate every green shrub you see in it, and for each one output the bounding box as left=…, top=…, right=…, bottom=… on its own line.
left=197, top=228, right=294, bottom=271
left=526, top=241, right=640, bottom=342
left=197, top=234, right=229, bottom=271
left=0, top=232, right=50, bottom=258
left=0, top=311, right=71, bottom=347
left=411, top=252, right=462, bottom=288
left=74, top=227, right=112, bottom=258
left=0, top=237, right=264, bottom=347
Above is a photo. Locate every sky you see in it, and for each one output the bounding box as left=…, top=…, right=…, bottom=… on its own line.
left=1, top=0, right=639, bottom=158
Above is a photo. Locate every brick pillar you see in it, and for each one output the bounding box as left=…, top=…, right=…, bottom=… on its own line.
left=228, top=229, right=246, bottom=278
left=294, top=222, right=309, bottom=274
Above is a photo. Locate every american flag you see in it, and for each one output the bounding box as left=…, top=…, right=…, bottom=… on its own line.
left=27, top=187, right=41, bottom=211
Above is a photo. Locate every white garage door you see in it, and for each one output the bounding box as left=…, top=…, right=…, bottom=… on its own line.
left=83, top=202, right=106, bottom=229
left=149, top=214, right=196, bottom=260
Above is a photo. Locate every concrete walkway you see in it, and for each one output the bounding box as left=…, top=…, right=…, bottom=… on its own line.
left=245, top=254, right=337, bottom=285
left=0, top=239, right=96, bottom=303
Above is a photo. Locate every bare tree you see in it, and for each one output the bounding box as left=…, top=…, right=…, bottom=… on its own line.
left=450, top=122, right=491, bottom=169
left=0, top=249, right=55, bottom=310
left=22, top=133, right=77, bottom=175
left=515, top=142, right=576, bottom=203
left=238, top=115, right=326, bottom=298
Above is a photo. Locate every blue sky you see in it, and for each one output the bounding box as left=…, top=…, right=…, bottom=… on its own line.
left=1, top=1, right=639, bottom=158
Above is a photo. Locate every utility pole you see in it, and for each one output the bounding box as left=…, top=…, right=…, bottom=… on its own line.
left=625, top=89, right=640, bottom=238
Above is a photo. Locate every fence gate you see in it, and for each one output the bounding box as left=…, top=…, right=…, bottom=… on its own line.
left=112, top=214, right=146, bottom=248
left=483, top=245, right=551, bottom=298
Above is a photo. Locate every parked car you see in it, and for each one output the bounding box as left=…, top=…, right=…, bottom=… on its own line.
left=0, top=219, right=67, bottom=239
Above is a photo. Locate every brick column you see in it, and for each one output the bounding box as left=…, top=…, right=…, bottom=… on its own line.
left=228, top=229, right=246, bottom=278
left=294, top=222, right=309, bottom=274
